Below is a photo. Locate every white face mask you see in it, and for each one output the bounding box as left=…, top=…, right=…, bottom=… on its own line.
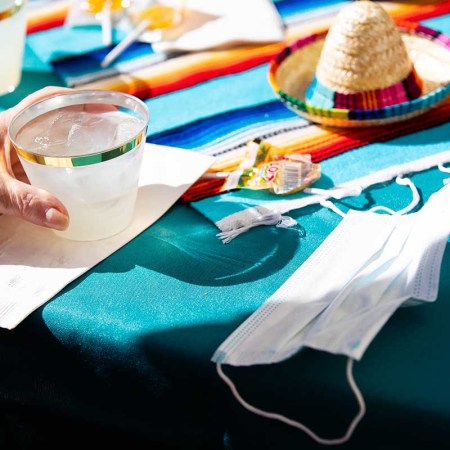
left=212, top=182, right=450, bottom=445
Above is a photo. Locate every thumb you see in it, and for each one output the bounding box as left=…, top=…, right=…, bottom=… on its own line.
left=1, top=177, right=69, bottom=230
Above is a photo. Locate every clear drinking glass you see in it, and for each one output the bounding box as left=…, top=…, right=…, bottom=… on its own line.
left=0, top=0, right=27, bottom=95
left=8, top=90, right=149, bottom=241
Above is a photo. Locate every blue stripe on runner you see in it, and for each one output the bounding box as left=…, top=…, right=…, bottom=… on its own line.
left=143, top=64, right=280, bottom=136
left=52, top=42, right=162, bottom=87
left=274, top=0, right=349, bottom=18
left=148, top=101, right=297, bottom=149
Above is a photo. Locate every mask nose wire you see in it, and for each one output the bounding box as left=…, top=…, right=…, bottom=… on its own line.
left=216, top=357, right=366, bottom=446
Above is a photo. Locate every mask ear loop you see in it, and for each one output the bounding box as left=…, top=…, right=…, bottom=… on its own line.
left=319, top=199, right=346, bottom=218
left=318, top=176, right=420, bottom=217
left=438, top=163, right=450, bottom=173
left=369, top=176, right=420, bottom=215
left=216, top=357, right=365, bottom=446
left=306, top=186, right=362, bottom=218
left=438, top=163, right=450, bottom=185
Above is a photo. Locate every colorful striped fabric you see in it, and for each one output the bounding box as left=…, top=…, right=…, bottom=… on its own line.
left=24, top=0, right=450, bottom=204
left=28, top=1, right=450, bottom=95
left=60, top=2, right=450, bottom=94
left=182, top=99, right=450, bottom=201
left=26, top=0, right=69, bottom=33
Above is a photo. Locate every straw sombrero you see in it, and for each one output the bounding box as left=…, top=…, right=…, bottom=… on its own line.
left=268, top=1, right=450, bottom=127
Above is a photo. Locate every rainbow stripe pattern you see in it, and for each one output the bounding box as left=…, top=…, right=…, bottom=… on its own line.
left=23, top=0, right=450, bottom=202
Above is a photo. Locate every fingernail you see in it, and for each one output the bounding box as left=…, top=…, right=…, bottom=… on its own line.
left=45, top=208, right=69, bottom=231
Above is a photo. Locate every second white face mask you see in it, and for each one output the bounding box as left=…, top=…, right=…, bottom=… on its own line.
left=213, top=210, right=402, bottom=366
left=212, top=182, right=450, bottom=445
left=213, top=183, right=450, bottom=366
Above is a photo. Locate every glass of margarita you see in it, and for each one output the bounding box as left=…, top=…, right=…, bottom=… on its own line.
left=8, top=90, right=149, bottom=241
left=0, top=0, right=27, bottom=95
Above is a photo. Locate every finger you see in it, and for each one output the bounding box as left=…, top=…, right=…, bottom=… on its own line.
left=3, top=137, right=26, bottom=180
left=1, top=177, right=69, bottom=230
left=2, top=87, right=73, bottom=179
left=9, top=155, right=29, bottom=183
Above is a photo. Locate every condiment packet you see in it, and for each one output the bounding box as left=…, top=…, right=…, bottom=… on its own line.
left=183, top=138, right=321, bottom=201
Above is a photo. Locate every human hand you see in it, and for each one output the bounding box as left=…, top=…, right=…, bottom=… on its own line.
left=0, top=86, right=71, bottom=230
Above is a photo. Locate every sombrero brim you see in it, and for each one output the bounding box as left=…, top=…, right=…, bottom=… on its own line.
left=268, top=22, right=450, bottom=127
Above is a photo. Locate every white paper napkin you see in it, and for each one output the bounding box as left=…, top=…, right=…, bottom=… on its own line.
left=150, top=0, right=286, bottom=53
left=0, top=144, right=214, bottom=330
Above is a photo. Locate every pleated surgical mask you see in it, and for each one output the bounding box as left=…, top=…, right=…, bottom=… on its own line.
left=212, top=181, right=450, bottom=445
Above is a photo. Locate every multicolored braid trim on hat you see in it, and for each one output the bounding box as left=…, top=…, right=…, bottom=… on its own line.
left=305, top=66, right=423, bottom=110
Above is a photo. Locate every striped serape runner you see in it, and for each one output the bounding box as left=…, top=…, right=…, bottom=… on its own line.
left=26, top=0, right=69, bottom=33
left=24, top=0, right=450, bottom=203
left=180, top=99, right=450, bottom=201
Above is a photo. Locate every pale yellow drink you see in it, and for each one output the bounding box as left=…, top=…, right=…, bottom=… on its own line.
left=0, top=0, right=27, bottom=95
left=9, top=90, right=149, bottom=241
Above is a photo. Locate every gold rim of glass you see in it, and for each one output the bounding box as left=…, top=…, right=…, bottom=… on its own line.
left=12, top=129, right=147, bottom=167
left=8, top=90, right=150, bottom=168
left=0, top=0, right=25, bottom=21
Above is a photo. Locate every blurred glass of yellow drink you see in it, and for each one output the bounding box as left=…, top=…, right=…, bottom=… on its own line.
left=129, top=1, right=182, bottom=30
left=0, top=0, right=27, bottom=95
left=81, top=0, right=128, bottom=14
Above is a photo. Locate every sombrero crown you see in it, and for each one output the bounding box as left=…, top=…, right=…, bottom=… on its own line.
left=269, top=0, right=450, bottom=126
left=306, top=1, right=422, bottom=110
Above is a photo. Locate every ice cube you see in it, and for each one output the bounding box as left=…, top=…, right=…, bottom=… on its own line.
left=16, top=109, right=69, bottom=153
left=114, top=115, right=145, bottom=145
left=66, top=111, right=118, bottom=155
left=45, top=109, right=83, bottom=153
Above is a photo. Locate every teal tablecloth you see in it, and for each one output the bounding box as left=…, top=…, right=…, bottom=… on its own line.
left=1, top=2, right=450, bottom=449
